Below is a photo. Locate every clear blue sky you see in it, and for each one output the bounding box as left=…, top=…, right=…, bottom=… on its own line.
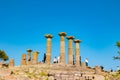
left=0, top=0, right=120, bottom=70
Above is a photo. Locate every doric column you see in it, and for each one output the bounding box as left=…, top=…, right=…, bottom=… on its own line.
left=59, top=32, right=67, bottom=64
left=45, top=34, right=53, bottom=64
left=74, top=39, right=81, bottom=66
left=67, top=36, right=74, bottom=65
left=21, top=53, right=27, bottom=65
left=32, top=51, right=39, bottom=64
left=9, top=59, right=14, bottom=67
left=27, top=49, right=32, bottom=65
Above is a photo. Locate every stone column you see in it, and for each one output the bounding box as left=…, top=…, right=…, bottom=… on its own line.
left=67, top=36, right=74, bottom=65
left=9, top=59, right=14, bottom=67
left=32, top=51, right=39, bottom=64
left=45, top=34, right=53, bottom=64
left=21, top=54, right=27, bottom=65
left=74, top=39, right=81, bottom=66
left=59, top=32, right=67, bottom=64
left=27, top=49, right=32, bottom=65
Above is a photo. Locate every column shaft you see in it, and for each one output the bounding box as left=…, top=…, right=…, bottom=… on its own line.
left=74, top=40, right=81, bottom=66
left=9, top=59, right=14, bottom=67
left=21, top=54, right=27, bottom=65
left=59, top=32, right=66, bottom=64
left=60, top=36, right=66, bottom=63
left=32, top=51, right=39, bottom=64
left=67, top=36, right=74, bottom=65
left=45, top=34, right=53, bottom=64
left=46, top=38, right=52, bottom=64
left=27, top=49, right=32, bottom=65
left=75, top=43, right=80, bottom=65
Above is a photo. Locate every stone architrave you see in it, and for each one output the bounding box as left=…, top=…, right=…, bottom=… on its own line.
left=9, top=59, right=14, bottom=67
left=32, top=51, right=39, bottom=64
left=67, top=36, right=74, bottom=65
left=21, top=54, right=27, bottom=65
left=74, top=39, right=81, bottom=66
left=45, top=34, right=53, bottom=64
left=59, top=32, right=67, bottom=64
left=27, top=49, right=32, bottom=65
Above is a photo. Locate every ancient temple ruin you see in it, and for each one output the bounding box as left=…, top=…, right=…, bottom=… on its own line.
left=20, top=32, right=83, bottom=66
left=0, top=32, right=108, bottom=80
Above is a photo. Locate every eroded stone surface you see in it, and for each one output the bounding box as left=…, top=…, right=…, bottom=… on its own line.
left=0, top=64, right=107, bottom=80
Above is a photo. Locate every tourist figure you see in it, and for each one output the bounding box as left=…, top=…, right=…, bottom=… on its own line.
left=100, top=66, right=104, bottom=70
left=73, top=54, right=75, bottom=65
left=79, top=56, right=81, bottom=65
left=110, top=68, right=113, bottom=72
left=43, top=53, right=46, bottom=63
left=53, top=57, right=57, bottom=63
left=57, top=56, right=60, bottom=63
left=85, top=58, right=88, bottom=66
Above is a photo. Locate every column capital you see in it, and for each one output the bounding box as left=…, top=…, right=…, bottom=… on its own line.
left=67, top=36, right=74, bottom=40
left=45, top=34, right=53, bottom=38
left=34, top=51, right=39, bottom=54
left=59, top=32, right=67, bottom=36
left=27, top=49, right=32, bottom=52
left=74, top=39, right=82, bottom=43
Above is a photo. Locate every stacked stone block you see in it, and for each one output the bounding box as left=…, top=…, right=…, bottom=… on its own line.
left=9, top=59, right=14, bottom=67
left=32, top=51, right=39, bottom=64
left=21, top=54, right=27, bottom=65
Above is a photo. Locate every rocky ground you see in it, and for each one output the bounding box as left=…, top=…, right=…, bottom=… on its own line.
left=0, top=66, right=49, bottom=80
left=106, top=71, right=120, bottom=80
left=0, top=64, right=119, bottom=80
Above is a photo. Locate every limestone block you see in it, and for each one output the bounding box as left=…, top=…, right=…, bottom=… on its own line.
left=95, top=66, right=102, bottom=74
left=32, top=51, right=39, bottom=64
left=21, top=54, right=27, bottom=65
left=74, top=76, right=80, bottom=80
left=48, top=76, right=54, bottom=80
left=22, top=54, right=26, bottom=60
left=9, top=59, right=14, bottom=67
left=81, top=62, right=86, bottom=69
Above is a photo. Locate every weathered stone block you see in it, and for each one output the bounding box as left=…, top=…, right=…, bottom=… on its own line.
left=9, top=59, right=14, bottom=67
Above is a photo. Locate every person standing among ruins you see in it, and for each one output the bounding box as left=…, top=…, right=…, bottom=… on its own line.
left=85, top=58, right=88, bottom=66
left=53, top=57, right=57, bottom=63
left=57, top=56, right=60, bottom=63
left=43, top=53, right=46, bottom=63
